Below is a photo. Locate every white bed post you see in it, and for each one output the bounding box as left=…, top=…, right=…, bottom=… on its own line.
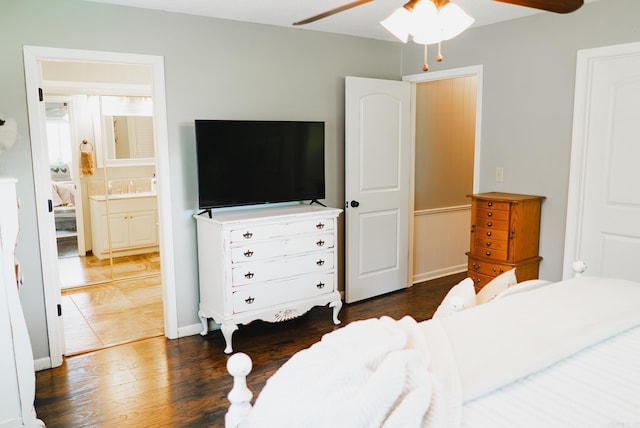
left=226, top=353, right=253, bottom=428
left=571, top=260, right=587, bottom=277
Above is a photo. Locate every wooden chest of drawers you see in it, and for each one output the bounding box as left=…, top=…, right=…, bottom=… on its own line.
left=195, top=205, right=342, bottom=353
left=467, top=192, right=545, bottom=291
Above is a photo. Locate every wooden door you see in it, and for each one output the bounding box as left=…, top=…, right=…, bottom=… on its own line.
left=344, top=76, right=411, bottom=303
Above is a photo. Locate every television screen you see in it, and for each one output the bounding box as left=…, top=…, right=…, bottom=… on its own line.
left=195, top=120, right=325, bottom=209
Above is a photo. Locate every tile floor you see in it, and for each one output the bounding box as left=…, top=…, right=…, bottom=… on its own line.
left=58, top=251, right=161, bottom=289
left=62, top=275, right=163, bottom=355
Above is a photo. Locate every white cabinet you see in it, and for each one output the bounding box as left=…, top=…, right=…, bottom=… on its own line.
left=195, top=205, right=343, bottom=353
left=89, top=195, right=158, bottom=259
left=0, top=176, right=44, bottom=427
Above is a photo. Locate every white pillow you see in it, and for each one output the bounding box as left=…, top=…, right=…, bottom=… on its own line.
left=494, top=279, right=552, bottom=300
left=475, top=268, right=517, bottom=305
left=432, top=277, right=476, bottom=319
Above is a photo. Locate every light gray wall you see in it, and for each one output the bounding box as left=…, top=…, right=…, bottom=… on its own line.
left=402, top=0, right=640, bottom=281
left=0, top=0, right=400, bottom=360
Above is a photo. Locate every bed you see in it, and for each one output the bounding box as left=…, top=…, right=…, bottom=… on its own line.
left=225, top=273, right=640, bottom=427
left=50, top=163, right=76, bottom=232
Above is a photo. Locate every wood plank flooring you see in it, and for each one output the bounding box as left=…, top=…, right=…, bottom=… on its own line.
left=35, top=273, right=464, bottom=427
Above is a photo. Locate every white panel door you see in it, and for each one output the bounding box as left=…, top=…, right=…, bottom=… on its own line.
left=564, top=42, right=640, bottom=280
left=345, top=76, right=411, bottom=303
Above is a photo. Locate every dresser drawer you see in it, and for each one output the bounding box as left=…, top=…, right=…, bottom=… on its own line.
left=473, top=235, right=509, bottom=252
left=230, top=233, right=334, bottom=263
left=229, top=218, right=334, bottom=243
left=474, top=227, right=509, bottom=242
left=475, top=199, right=510, bottom=211
left=468, top=272, right=494, bottom=292
left=468, top=257, right=510, bottom=277
left=232, top=250, right=335, bottom=286
left=473, top=246, right=508, bottom=261
left=232, top=273, right=335, bottom=314
left=476, top=208, right=510, bottom=222
left=473, top=217, right=509, bottom=230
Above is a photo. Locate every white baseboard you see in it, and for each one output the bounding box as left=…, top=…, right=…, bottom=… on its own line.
left=34, top=357, right=52, bottom=372
left=177, top=323, right=209, bottom=338
left=413, top=265, right=467, bottom=284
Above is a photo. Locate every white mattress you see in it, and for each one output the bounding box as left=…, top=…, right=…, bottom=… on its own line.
left=462, top=324, right=640, bottom=427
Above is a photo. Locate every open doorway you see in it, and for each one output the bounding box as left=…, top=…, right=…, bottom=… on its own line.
left=404, top=66, right=483, bottom=284
left=24, top=46, right=177, bottom=368
left=43, top=89, right=163, bottom=355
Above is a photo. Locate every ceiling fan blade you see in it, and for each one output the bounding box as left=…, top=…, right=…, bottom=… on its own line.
left=293, top=0, right=374, bottom=26
left=493, top=0, right=583, bottom=14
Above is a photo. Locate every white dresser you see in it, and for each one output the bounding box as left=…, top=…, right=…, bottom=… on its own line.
left=0, top=176, right=44, bottom=427
left=195, top=204, right=343, bottom=353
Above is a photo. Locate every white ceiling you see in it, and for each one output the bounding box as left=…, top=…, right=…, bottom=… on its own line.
left=84, top=0, right=594, bottom=42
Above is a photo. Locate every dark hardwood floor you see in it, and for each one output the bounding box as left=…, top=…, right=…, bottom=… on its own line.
left=35, top=273, right=464, bottom=427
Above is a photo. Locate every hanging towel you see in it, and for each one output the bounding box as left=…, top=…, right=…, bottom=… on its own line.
left=81, top=151, right=94, bottom=176
left=80, top=140, right=95, bottom=176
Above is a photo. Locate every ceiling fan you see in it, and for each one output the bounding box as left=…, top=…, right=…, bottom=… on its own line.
left=293, top=0, right=584, bottom=26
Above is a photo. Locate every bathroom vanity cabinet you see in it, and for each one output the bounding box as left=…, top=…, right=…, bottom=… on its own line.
left=89, top=193, right=159, bottom=259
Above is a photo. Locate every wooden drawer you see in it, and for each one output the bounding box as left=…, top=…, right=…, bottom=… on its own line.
left=232, top=273, right=335, bottom=314
left=468, top=258, right=511, bottom=277
left=468, top=271, right=494, bottom=292
left=474, top=218, right=509, bottom=230
left=232, top=250, right=335, bottom=286
left=467, top=256, right=542, bottom=292
left=476, top=208, right=510, bottom=222
left=473, top=246, right=508, bottom=261
left=230, top=233, right=334, bottom=262
left=475, top=199, right=510, bottom=211
left=229, top=218, right=334, bottom=243
left=474, top=227, right=509, bottom=242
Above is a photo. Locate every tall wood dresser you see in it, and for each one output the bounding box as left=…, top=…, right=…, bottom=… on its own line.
left=466, top=192, right=545, bottom=292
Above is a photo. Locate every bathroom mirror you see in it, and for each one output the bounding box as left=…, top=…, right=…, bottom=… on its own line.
left=100, top=96, right=155, bottom=166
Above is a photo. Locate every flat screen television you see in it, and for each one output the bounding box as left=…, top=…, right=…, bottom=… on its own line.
left=195, top=119, right=325, bottom=210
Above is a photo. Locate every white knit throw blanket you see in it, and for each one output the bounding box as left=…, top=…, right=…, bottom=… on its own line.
left=249, top=315, right=457, bottom=428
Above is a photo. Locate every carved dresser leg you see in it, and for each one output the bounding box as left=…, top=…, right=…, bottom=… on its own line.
left=221, top=323, right=239, bottom=354
left=330, top=299, right=342, bottom=325
left=198, top=310, right=208, bottom=336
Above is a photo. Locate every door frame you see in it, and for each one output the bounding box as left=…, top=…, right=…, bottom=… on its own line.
left=23, top=46, right=178, bottom=368
left=403, top=65, right=483, bottom=282
left=403, top=64, right=483, bottom=195
left=44, top=95, right=88, bottom=257
left=562, top=41, right=640, bottom=279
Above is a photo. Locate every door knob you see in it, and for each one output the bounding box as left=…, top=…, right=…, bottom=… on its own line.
left=350, top=200, right=360, bottom=208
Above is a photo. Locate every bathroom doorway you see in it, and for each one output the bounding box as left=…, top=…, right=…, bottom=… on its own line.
left=24, top=46, right=177, bottom=366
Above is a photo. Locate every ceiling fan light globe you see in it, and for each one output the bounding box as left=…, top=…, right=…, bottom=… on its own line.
left=380, top=7, right=412, bottom=43
left=411, top=0, right=443, bottom=45
left=439, top=2, right=474, bottom=40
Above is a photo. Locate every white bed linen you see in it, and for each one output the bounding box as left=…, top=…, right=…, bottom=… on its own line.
left=244, top=277, right=640, bottom=427
left=462, top=324, right=640, bottom=427
left=437, top=276, right=640, bottom=402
